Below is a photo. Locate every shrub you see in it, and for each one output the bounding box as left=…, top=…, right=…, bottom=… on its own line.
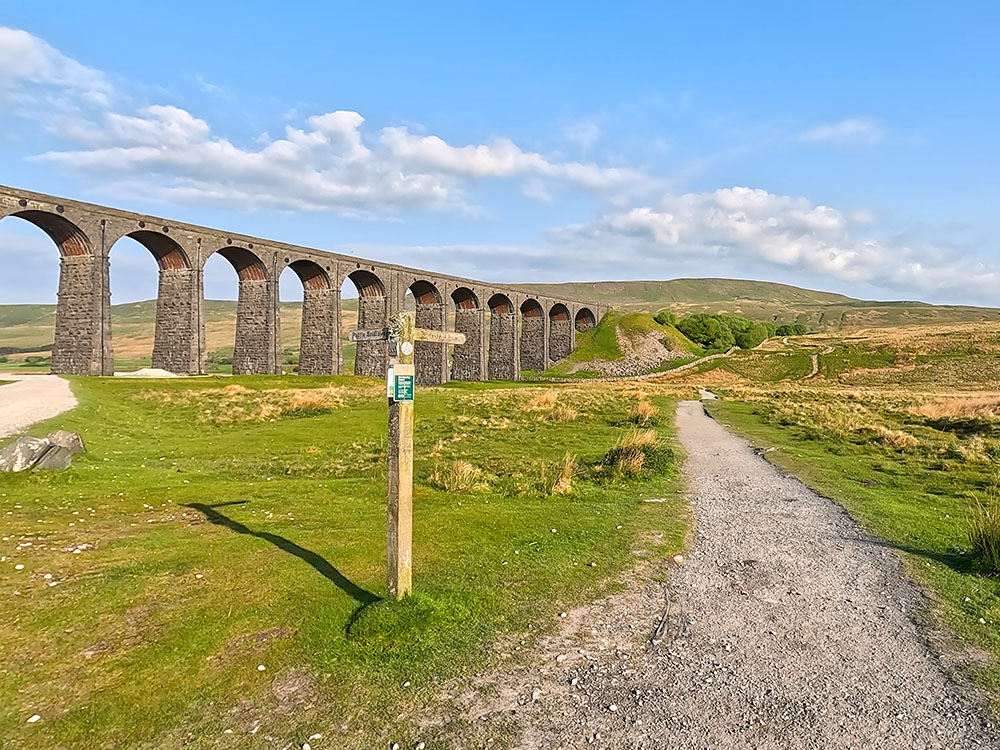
left=969, top=496, right=1000, bottom=573
left=603, top=428, right=673, bottom=481
left=775, top=324, right=808, bottom=336
left=653, top=310, right=678, bottom=327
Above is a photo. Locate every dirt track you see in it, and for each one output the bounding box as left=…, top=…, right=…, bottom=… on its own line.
left=452, top=400, right=998, bottom=748
left=0, top=374, right=77, bottom=438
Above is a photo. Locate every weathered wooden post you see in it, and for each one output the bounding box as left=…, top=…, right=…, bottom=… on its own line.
left=350, top=312, right=465, bottom=600
left=386, top=313, right=415, bottom=599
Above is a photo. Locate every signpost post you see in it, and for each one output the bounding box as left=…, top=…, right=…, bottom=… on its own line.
left=350, top=312, right=465, bottom=599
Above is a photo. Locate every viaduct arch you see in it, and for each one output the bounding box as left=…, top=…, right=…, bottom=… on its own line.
left=0, top=185, right=609, bottom=381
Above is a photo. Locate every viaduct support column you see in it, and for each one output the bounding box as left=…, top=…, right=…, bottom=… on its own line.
left=548, top=319, right=573, bottom=365
left=52, top=253, right=112, bottom=375
left=299, top=287, right=337, bottom=375
left=415, top=303, right=447, bottom=386
left=452, top=308, right=485, bottom=381
left=519, top=317, right=546, bottom=372
left=152, top=268, right=200, bottom=374
left=488, top=312, right=519, bottom=381
left=355, top=296, right=388, bottom=376
left=232, top=278, right=278, bottom=375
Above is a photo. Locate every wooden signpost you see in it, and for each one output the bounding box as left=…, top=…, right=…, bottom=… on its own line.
left=350, top=312, right=465, bottom=599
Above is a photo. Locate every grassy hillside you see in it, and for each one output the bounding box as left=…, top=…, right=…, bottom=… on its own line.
left=0, top=299, right=360, bottom=362
left=518, top=278, right=1000, bottom=331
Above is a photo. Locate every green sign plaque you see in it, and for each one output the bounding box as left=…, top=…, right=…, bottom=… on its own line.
left=393, top=374, right=414, bottom=402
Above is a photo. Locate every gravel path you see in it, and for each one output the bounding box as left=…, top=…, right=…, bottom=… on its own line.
left=0, top=374, right=77, bottom=438
left=451, top=400, right=998, bottom=748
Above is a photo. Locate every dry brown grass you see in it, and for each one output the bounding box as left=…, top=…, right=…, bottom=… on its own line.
left=870, top=425, right=919, bottom=450
left=911, top=396, right=1000, bottom=421
left=628, top=400, right=660, bottom=425
left=619, top=428, right=659, bottom=450
left=429, top=460, right=489, bottom=493
left=524, top=391, right=559, bottom=411
left=133, top=383, right=367, bottom=424
left=551, top=452, right=576, bottom=495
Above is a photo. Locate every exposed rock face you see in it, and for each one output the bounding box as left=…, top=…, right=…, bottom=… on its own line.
left=568, top=328, right=689, bottom=377
left=0, top=430, right=86, bottom=472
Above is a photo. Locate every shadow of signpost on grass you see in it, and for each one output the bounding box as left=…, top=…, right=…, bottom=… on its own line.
left=184, top=502, right=381, bottom=617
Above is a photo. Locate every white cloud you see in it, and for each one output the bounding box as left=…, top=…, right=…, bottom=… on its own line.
left=553, top=187, right=1000, bottom=299
left=0, top=26, right=111, bottom=108
left=0, top=27, right=652, bottom=215
left=799, top=118, right=885, bottom=145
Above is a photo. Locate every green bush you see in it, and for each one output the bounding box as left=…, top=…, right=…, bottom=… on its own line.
left=734, top=322, right=772, bottom=349
left=676, top=314, right=735, bottom=351
left=776, top=323, right=808, bottom=336
left=653, top=310, right=678, bottom=327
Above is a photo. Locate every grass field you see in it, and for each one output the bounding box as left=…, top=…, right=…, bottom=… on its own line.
left=1, top=376, right=689, bottom=749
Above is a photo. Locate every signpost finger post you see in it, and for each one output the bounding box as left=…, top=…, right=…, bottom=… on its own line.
left=351, top=312, right=465, bottom=600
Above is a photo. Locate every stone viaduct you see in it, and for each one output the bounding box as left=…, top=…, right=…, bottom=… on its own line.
left=0, top=185, right=608, bottom=384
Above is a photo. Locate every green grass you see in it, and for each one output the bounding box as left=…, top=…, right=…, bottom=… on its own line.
left=707, top=397, right=1000, bottom=704
left=0, top=377, right=687, bottom=748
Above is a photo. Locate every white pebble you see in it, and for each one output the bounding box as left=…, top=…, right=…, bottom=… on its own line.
left=14, top=564, right=24, bottom=570
left=257, top=664, right=266, bottom=671
left=608, top=704, right=618, bottom=712
left=27, top=714, right=40, bottom=723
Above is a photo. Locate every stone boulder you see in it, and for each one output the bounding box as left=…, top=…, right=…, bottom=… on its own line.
left=33, top=445, right=74, bottom=470
left=46, top=430, right=86, bottom=455
left=0, top=431, right=86, bottom=472
left=0, top=436, right=52, bottom=472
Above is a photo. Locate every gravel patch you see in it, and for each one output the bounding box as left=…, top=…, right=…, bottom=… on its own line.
left=0, top=374, right=77, bottom=439
left=440, top=400, right=998, bottom=748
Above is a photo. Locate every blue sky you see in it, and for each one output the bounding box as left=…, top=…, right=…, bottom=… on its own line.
left=1, top=2, right=998, bottom=304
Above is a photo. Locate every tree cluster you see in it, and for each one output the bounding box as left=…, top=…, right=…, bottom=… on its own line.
left=654, top=309, right=808, bottom=352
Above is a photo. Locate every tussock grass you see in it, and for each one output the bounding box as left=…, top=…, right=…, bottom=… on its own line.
left=523, top=390, right=578, bottom=422
left=429, top=459, right=489, bottom=493
left=969, top=496, right=1000, bottom=574
left=603, top=428, right=672, bottom=481
left=870, top=425, right=919, bottom=450
left=628, top=400, right=661, bottom=426
left=551, top=452, right=576, bottom=495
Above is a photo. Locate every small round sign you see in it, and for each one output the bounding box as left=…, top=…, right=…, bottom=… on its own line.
left=401, top=341, right=414, bottom=355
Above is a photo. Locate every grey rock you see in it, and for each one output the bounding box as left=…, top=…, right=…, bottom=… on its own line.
left=0, top=436, right=51, bottom=472
left=45, top=430, right=86, bottom=455
left=33, top=445, right=74, bottom=470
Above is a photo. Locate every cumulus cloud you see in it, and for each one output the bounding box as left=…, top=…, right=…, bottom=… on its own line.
left=799, top=118, right=885, bottom=145
left=0, top=26, right=111, bottom=105
left=553, top=187, right=1000, bottom=299
left=0, top=27, right=652, bottom=215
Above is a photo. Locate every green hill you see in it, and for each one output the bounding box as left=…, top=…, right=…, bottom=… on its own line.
left=517, top=278, right=1000, bottom=331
